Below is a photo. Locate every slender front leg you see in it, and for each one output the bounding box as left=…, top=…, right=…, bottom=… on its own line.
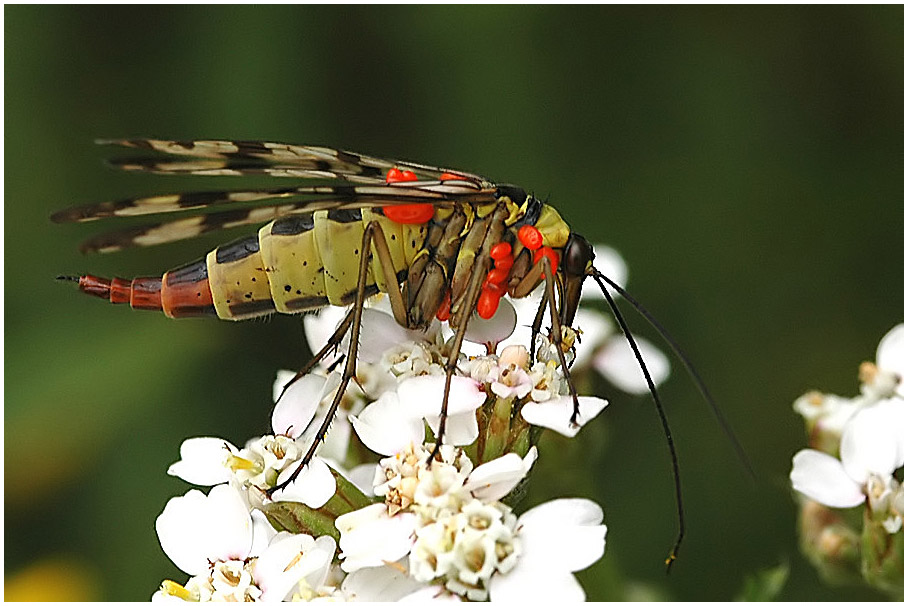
left=538, top=256, right=582, bottom=426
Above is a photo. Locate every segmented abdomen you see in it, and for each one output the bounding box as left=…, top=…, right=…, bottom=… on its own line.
left=206, top=208, right=426, bottom=319
left=77, top=209, right=428, bottom=320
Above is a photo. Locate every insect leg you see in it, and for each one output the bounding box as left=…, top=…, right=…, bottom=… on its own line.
left=537, top=258, right=583, bottom=426
left=278, top=223, right=409, bottom=401
left=428, top=247, right=492, bottom=463
left=365, top=220, right=409, bottom=327
left=269, top=221, right=384, bottom=494
left=276, top=308, right=355, bottom=403
left=528, top=294, right=547, bottom=362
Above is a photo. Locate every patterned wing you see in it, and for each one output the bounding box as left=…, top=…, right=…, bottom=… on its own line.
left=59, top=182, right=496, bottom=253
left=98, top=139, right=491, bottom=184
left=51, top=181, right=488, bottom=223
left=54, top=140, right=501, bottom=253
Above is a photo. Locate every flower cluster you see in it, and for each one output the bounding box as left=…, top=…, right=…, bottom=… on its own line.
left=789, top=323, right=904, bottom=595
left=336, top=442, right=604, bottom=601
left=153, top=246, right=663, bottom=601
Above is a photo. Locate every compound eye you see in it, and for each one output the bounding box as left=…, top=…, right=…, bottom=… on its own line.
left=561, top=234, right=594, bottom=277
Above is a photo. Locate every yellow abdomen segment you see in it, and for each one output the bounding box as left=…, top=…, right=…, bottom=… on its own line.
left=314, top=210, right=374, bottom=306
left=258, top=215, right=327, bottom=313
left=206, top=236, right=275, bottom=319
left=206, top=209, right=430, bottom=320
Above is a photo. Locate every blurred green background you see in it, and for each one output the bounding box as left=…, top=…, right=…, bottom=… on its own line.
left=5, top=5, right=903, bottom=601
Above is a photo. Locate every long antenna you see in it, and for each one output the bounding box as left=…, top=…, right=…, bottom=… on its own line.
left=590, top=269, right=683, bottom=572
left=590, top=269, right=755, bottom=481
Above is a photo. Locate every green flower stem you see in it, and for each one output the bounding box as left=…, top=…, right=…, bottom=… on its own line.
left=861, top=509, right=904, bottom=596
left=479, top=395, right=513, bottom=463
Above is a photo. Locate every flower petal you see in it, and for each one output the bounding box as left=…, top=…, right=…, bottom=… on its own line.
left=156, top=485, right=253, bottom=576
left=302, top=307, right=349, bottom=367
left=424, top=410, right=479, bottom=446
left=462, top=292, right=540, bottom=357
left=463, top=297, right=518, bottom=346
left=520, top=396, right=608, bottom=437
left=272, top=457, right=337, bottom=508
left=272, top=372, right=339, bottom=438
left=790, top=449, right=864, bottom=508
left=341, top=564, right=428, bottom=601
left=571, top=308, right=615, bottom=368
left=167, top=437, right=236, bottom=486
left=515, top=498, right=606, bottom=572
left=398, top=375, right=487, bottom=418
left=249, top=508, right=278, bottom=558
left=592, top=333, right=670, bottom=394
left=490, top=565, right=586, bottom=602
left=350, top=392, right=426, bottom=456
left=840, top=399, right=905, bottom=483
left=336, top=503, right=418, bottom=572
left=202, top=484, right=255, bottom=562
left=253, top=533, right=335, bottom=601
left=581, top=245, right=628, bottom=300
left=464, top=448, right=537, bottom=502
left=876, top=323, right=904, bottom=379
left=344, top=308, right=437, bottom=364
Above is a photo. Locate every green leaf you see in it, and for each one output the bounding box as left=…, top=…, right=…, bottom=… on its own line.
left=262, top=501, right=341, bottom=542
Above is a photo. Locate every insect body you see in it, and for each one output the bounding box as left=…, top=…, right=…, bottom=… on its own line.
left=54, top=139, right=692, bottom=568
left=54, top=140, right=583, bottom=332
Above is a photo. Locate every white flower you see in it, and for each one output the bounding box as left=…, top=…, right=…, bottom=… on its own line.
left=875, top=323, right=903, bottom=377
left=463, top=297, right=519, bottom=347
left=591, top=330, right=670, bottom=395
left=582, top=244, right=629, bottom=300
left=521, top=395, right=609, bottom=437
left=793, top=391, right=862, bottom=429
left=302, top=305, right=349, bottom=370
left=463, top=448, right=538, bottom=502
left=861, top=323, right=904, bottom=399
left=372, top=442, right=473, bottom=511
left=154, top=485, right=338, bottom=602
left=336, top=502, right=419, bottom=573
left=270, top=456, right=337, bottom=508
left=335, top=443, right=553, bottom=600
left=488, top=498, right=607, bottom=601
left=166, top=371, right=344, bottom=509
left=251, top=533, right=337, bottom=601
left=350, top=375, right=487, bottom=456
left=791, top=398, right=905, bottom=512
left=156, top=484, right=254, bottom=577
left=380, top=341, right=446, bottom=380
left=304, top=302, right=443, bottom=368
left=271, top=371, right=341, bottom=439
left=338, top=565, right=444, bottom=601
left=167, top=437, right=237, bottom=486
left=490, top=352, right=534, bottom=400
